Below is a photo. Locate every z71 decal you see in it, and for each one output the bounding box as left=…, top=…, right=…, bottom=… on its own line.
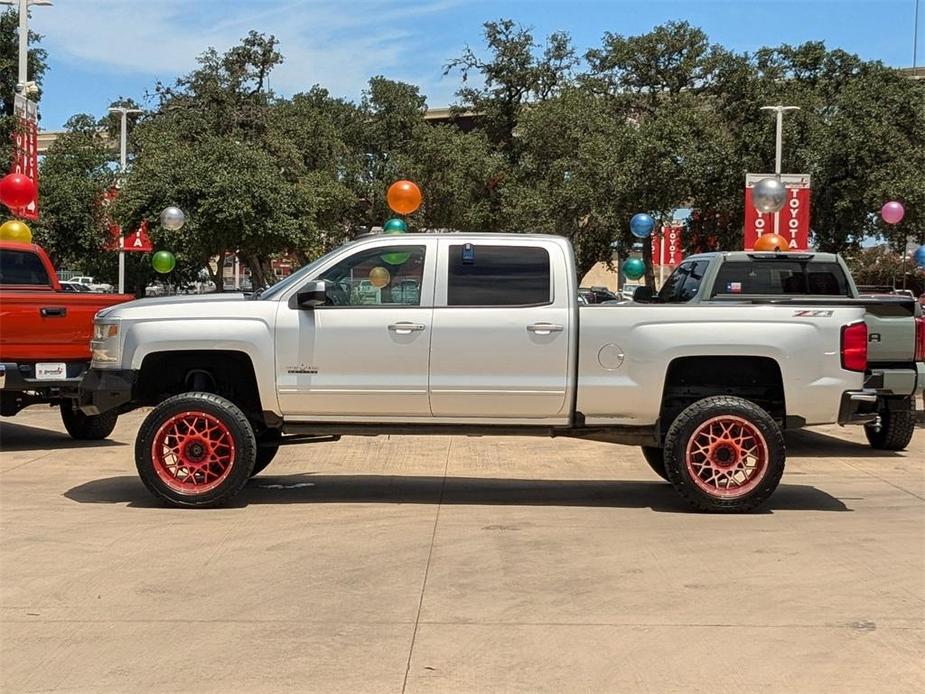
left=792, top=310, right=834, bottom=317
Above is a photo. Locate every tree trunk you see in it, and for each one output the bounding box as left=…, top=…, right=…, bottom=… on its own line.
left=211, top=250, right=225, bottom=292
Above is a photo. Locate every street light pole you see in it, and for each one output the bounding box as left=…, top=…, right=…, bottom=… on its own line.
left=0, top=0, right=53, bottom=95
left=108, top=106, right=142, bottom=294
left=760, top=105, right=800, bottom=234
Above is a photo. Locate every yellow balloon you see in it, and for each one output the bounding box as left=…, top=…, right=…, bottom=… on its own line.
left=0, top=219, right=32, bottom=243
left=368, top=266, right=391, bottom=289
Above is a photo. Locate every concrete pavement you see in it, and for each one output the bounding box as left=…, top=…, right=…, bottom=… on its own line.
left=1, top=407, right=923, bottom=693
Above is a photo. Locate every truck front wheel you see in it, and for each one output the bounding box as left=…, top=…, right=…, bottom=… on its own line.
left=663, top=396, right=785, bottom=513
left=60, top=403, right=118, bottom=441
left=135, top=392, right=256, bottom=508
left=864, top=397, right=916, bottom=451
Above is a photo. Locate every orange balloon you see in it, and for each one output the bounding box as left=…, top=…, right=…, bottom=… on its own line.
left=387, top=180, right=422, bottom=215
left=754, top=233, right=787, bottom=252
left=369, top=266, right=391, bottom=289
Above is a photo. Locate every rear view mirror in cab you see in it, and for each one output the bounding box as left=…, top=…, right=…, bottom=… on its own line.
left=633, top=285, right=655, bottom=303
left=294, top=280, right=328, bottom=309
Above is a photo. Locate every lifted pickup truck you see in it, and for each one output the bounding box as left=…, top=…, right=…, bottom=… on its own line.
left=633, top=251, right=924, bottom=451
left=0, top=241, right=132, bottom=438
left=79, top=234, right=873, bottom=512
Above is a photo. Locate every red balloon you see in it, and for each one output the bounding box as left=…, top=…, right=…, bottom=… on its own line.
left=0, top=173, right=36, bottom=209
left=754, top=233, right=787, bottom=252
left=387, top=180, right=422, bottom=215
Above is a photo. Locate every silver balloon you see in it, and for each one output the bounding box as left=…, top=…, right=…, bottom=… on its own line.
left=160, top=206, right=186, bottom=231
left=752, top=178, right=787, bottom=214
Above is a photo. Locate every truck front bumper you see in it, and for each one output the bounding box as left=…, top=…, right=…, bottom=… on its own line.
left=837, top=389, right=879, bottom=425
left=78, top=368, right=136, bottom=416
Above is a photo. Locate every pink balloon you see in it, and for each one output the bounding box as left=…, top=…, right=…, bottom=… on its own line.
left=881, top=201, right=905, bottom=225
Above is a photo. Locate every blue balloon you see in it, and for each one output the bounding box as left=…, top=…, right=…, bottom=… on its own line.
left=630, top=213, right=655, bottom=238
left=914, top=245, right=925, bottom=268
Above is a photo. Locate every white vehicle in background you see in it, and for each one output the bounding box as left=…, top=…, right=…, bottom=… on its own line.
left=69, top=276, right=113, bottom=293
left=79, top=233, right=874, bottom=513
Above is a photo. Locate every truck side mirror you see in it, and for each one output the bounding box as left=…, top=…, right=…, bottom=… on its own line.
left=633, top=285, right=655, bottom=303
left=294, top=280, right=328, bottom=309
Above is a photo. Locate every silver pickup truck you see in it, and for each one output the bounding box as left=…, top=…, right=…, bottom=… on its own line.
left=79, top=234, right=875, bottom=512
left=632, top=252, right=924, bottom=450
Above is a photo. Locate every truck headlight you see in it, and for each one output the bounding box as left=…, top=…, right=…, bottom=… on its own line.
left=91, top=322, right=121, bottom=367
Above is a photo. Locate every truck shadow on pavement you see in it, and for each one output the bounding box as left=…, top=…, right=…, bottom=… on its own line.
left=0, top=421, right=126, bottom=451
left=784, top=429, right=903, bottom=458
left=64, top=474, right=851, bottom=513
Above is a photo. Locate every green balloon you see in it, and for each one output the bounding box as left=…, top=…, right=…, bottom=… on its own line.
left=383, top=218, right=407, bottom=234
left=622, top=257, right=645, bottom=281
left=382, top=252, right=411, bottom=265
left=152, top=250, right=176, bottom=274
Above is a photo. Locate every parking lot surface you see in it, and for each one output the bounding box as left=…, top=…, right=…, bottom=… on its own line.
left=1, top=407, right=923, bottom=693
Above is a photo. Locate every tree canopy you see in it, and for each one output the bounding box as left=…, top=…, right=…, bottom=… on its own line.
left=24, top=19, right=925, bottom=289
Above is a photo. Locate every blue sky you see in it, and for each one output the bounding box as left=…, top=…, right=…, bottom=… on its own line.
left=27, top=0, right=924, bottom=130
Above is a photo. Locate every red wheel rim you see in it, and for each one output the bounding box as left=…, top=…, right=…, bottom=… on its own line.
left=685, top=415, right=769, bottom=498
left=151, top=411, right=236, bottom=495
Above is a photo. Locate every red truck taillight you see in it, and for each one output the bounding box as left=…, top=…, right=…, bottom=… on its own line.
left=841, top=321, right=868, bottom=372
left=915, top=317, right=925, bottom=363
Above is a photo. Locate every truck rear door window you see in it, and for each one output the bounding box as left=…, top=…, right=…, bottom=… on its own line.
left=446, top=245, right=550, bottom=306
left=0, top=250, right=50, bottom=286
left=712, top=261, right=850, bottom=297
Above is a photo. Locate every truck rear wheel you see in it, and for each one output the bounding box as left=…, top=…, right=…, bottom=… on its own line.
left=135, top=392, right=256, bottom=508
left=60, top=403, right=118, bottom=441
left=865, top=397, right=916, bottom=451
left=641, top=446, right=669, bottom=481
left=663, top=396, right=785, bottom=513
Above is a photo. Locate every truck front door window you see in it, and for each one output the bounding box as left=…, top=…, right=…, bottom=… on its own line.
left=320, top=246, right=426, bottom=306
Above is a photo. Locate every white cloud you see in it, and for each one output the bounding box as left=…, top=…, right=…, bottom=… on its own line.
left=32, top=0, right=463, bottom=104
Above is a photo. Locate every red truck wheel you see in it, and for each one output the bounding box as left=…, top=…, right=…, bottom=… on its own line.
left=664, top=396, right=785, bottom=513
left=60, top=404, right=118, bottom=440
left=135, top=392, right=256, bottom=507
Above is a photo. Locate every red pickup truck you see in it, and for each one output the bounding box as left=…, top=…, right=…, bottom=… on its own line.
left=0, top=241, right=132, bottom=439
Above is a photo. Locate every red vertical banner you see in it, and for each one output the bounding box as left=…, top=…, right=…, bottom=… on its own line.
left=651, top=224, right=684, bottom=266
left=743, top=173, right=811, bottom=251
left=10, top=94, right=39, bottom=220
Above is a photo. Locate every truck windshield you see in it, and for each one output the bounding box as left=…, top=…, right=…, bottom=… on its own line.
left=0, top=250, right=50, bottom=286
left=711, top=261, right=850, bottom=297
left=657, top=260, right=707, bottom=303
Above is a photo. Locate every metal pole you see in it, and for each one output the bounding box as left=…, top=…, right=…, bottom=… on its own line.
left=17, top=0, right=27, bottom=90
left=761, top=105, right=800, bottom=235
left=117, top=110, right=127, bottom=294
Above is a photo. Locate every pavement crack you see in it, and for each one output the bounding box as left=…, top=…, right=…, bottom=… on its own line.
left=401, top=437, right=451, bottom=694
left=840, top=458, right=925, bottom=502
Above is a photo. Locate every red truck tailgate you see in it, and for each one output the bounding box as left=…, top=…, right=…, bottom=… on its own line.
left=0, top=291, right=131, bottom=361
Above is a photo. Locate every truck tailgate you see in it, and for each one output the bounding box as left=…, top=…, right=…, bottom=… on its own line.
left=860, top=297, right=920, bottom=363
left=0, top=292, right=131, bottom=362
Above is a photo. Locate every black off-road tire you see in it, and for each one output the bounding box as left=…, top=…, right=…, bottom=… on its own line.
left=135, top=392, right=256, bottom=508
left=865, top=397, right=916, bottom=451
left=251, top=429, right=282, bottom=477
left=663, top=396, right=785, bottom=513
left=641, top=446, right=669, bottom=481
left=60, top=403, right=118, bottom=440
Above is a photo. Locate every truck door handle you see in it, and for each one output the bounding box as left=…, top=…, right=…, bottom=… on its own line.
left=527, top=323, right=564, bottom=335
left=388, top=322, right=425, bottom=335
left=40, top=306, right=67, bottom=317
